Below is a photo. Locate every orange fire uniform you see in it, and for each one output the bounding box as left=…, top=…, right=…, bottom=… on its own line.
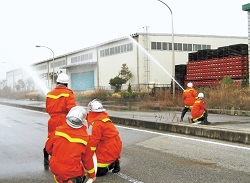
left=191, top=98, right=206, bottom=121
left=87, top=112, right=122, bottom=168
left=45, top=124, right=95, bottom=183
left=46, top=85, right=76, bottom=138
left=182, top=87, right=198, bottom=108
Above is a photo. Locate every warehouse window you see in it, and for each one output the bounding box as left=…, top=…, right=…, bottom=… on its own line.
left=184, top=43, right=192, bottom=51
left=168, top=42, right=172, bottom=50
left=51, top=60, right=66, bottom=68
left=127, top=43, right=133, bottom=51
left=151, top=41, right=209, bottom=52
left=156, top=42, right=161, bottom=50
left=162, top=42, right=167, bottom=50
left=105, top=48, right=110, bottom=56
left=115, top=46, right=121, bottom=54
left=188, top=44, right=192, bottom=51
left=193, top=44, right=198, bottom=51
left=100, top=43, right=133, bottom=57
left=174, top=43, right=178, bottom=50
left=121, top=44, right=126, bottom=53
left=197, top=44, right=202, bottom=50
left=100, top=50, right=104, bottom=57
left=84, top=54, right=88, bottom=60
left=71, top=53, right=93, bottom=64
left=151, top=42, right=156, bottom=49
left=183, top=43, right=188, bottom=51
left=110, top=47, right=114, bottom=55
left=178, top=43, right=182, bottom=51
left=35, top=64, right=47, bottom=71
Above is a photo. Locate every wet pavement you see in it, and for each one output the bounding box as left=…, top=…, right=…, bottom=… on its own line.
left=0, top=98, right=250, bottom=144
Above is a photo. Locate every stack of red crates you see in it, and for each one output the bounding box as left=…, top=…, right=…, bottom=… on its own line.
left=185, top=44, right=248, bottom=87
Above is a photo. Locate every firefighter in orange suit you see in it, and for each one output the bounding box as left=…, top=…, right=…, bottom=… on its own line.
left=86, top=99, right=122, bottom=176
left=46, top=106, right=96, bottom=183
left=44, top=73, right=76, bottom=166
left=180, top=82, right=198, bottom=121
left=188, top=92, right=210, bottom=125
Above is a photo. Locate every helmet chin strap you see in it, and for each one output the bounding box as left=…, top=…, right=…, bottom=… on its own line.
left=57, top=83, right=68, bottom=87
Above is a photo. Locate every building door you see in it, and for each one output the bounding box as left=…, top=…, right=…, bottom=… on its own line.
left=71, top=71, right=94, bottom=91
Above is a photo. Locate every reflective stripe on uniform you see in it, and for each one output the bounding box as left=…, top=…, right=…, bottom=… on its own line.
left=55, top=131, right=87, bottom=145
left=53, top=175, right=59, bottom=183
left=87, top=167, right=95, bottom=174
left=184, top=105, right=193, bottom=109
left=193, top=112, right=205, bottom=122
left=47, top=93, right=70, bottom=99
left=102, top=118, right=111, bottom=122
left=183, top=89, right=194, bottom=92
left=90, top=146, right=96, bottom=151
left=97, top=162, right=109, bottom=168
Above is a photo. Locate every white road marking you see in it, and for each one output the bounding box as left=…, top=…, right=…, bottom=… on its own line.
left=116, top=125, right=250, bottom=151
left=17, top=107, right=46, bottom=114
left=4, top=105, right=46, bottom=114
left=115, top=172, right=144, bottom=183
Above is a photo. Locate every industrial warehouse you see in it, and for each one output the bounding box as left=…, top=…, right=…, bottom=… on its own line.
left=4, top=32, right=248, bottom=92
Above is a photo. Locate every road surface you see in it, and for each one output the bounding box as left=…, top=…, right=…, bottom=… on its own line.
left=0, top=105, right=249, bottom=183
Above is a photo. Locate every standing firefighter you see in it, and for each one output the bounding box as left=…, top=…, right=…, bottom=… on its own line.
left=46, top=106, right=96, bottom=183
left=180, top=82, right=198, bottom=122
left=87, top=99, right=122, bottom=176
left=188, top=92, right=210, bottom=125
left=43, top=73, right=76, bottom=166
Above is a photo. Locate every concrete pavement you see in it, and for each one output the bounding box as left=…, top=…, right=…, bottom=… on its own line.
left=0, top=98, right=250, bottom=144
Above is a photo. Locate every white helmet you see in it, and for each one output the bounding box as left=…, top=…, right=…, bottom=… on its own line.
left=198, top=92, right=204, bottom=98
left=66, top=106, right=88, bottom=128
left=187, top=82, right=193, bottom=88
left=57, top=73, right=69, bottom=84
left=88, top=99, right=106, bottom=112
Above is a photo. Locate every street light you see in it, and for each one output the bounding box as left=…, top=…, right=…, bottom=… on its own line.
left=157, top=0, right=175, bottom=99
left=36, top=45, right=55, bottom=89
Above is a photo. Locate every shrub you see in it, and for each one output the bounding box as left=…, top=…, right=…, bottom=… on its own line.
left=111, top=93, right=121, bottom=99
left=75, top=89, right=110, bottom=105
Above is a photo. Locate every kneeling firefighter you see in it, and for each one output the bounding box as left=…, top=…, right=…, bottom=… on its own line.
left=87, top=99, right=122, bottom=176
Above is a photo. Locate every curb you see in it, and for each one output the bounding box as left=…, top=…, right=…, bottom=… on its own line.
left=109, top=116, right=250, bottom=145
left=0, top=102, right=46, bottom=113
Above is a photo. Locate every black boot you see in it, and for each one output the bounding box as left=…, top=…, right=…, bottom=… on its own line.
left=96, top=167, right=109, bottom=176
left=181, top=107, right=189, bottom=122
left=203, top=121, right=211, bottom=125
left=67, top=176, right=86, bottom=183
left=112, top=159, right=120, bottom=173
left=43, top=148, right=49, bottom=166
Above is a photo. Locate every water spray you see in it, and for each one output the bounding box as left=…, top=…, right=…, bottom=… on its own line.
left=22, top=66, right=50, bottom=95
left=127, top=36, right=184, bottom=91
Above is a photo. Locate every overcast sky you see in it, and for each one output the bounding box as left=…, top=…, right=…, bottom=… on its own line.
left=0, top=0, right=249, bottom=80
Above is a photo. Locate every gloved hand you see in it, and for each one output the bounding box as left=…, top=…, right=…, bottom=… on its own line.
left=86, top=177, right=96, bottom=183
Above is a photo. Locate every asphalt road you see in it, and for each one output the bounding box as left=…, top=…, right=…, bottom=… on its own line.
left=0, top=105, right=250, bottom=183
